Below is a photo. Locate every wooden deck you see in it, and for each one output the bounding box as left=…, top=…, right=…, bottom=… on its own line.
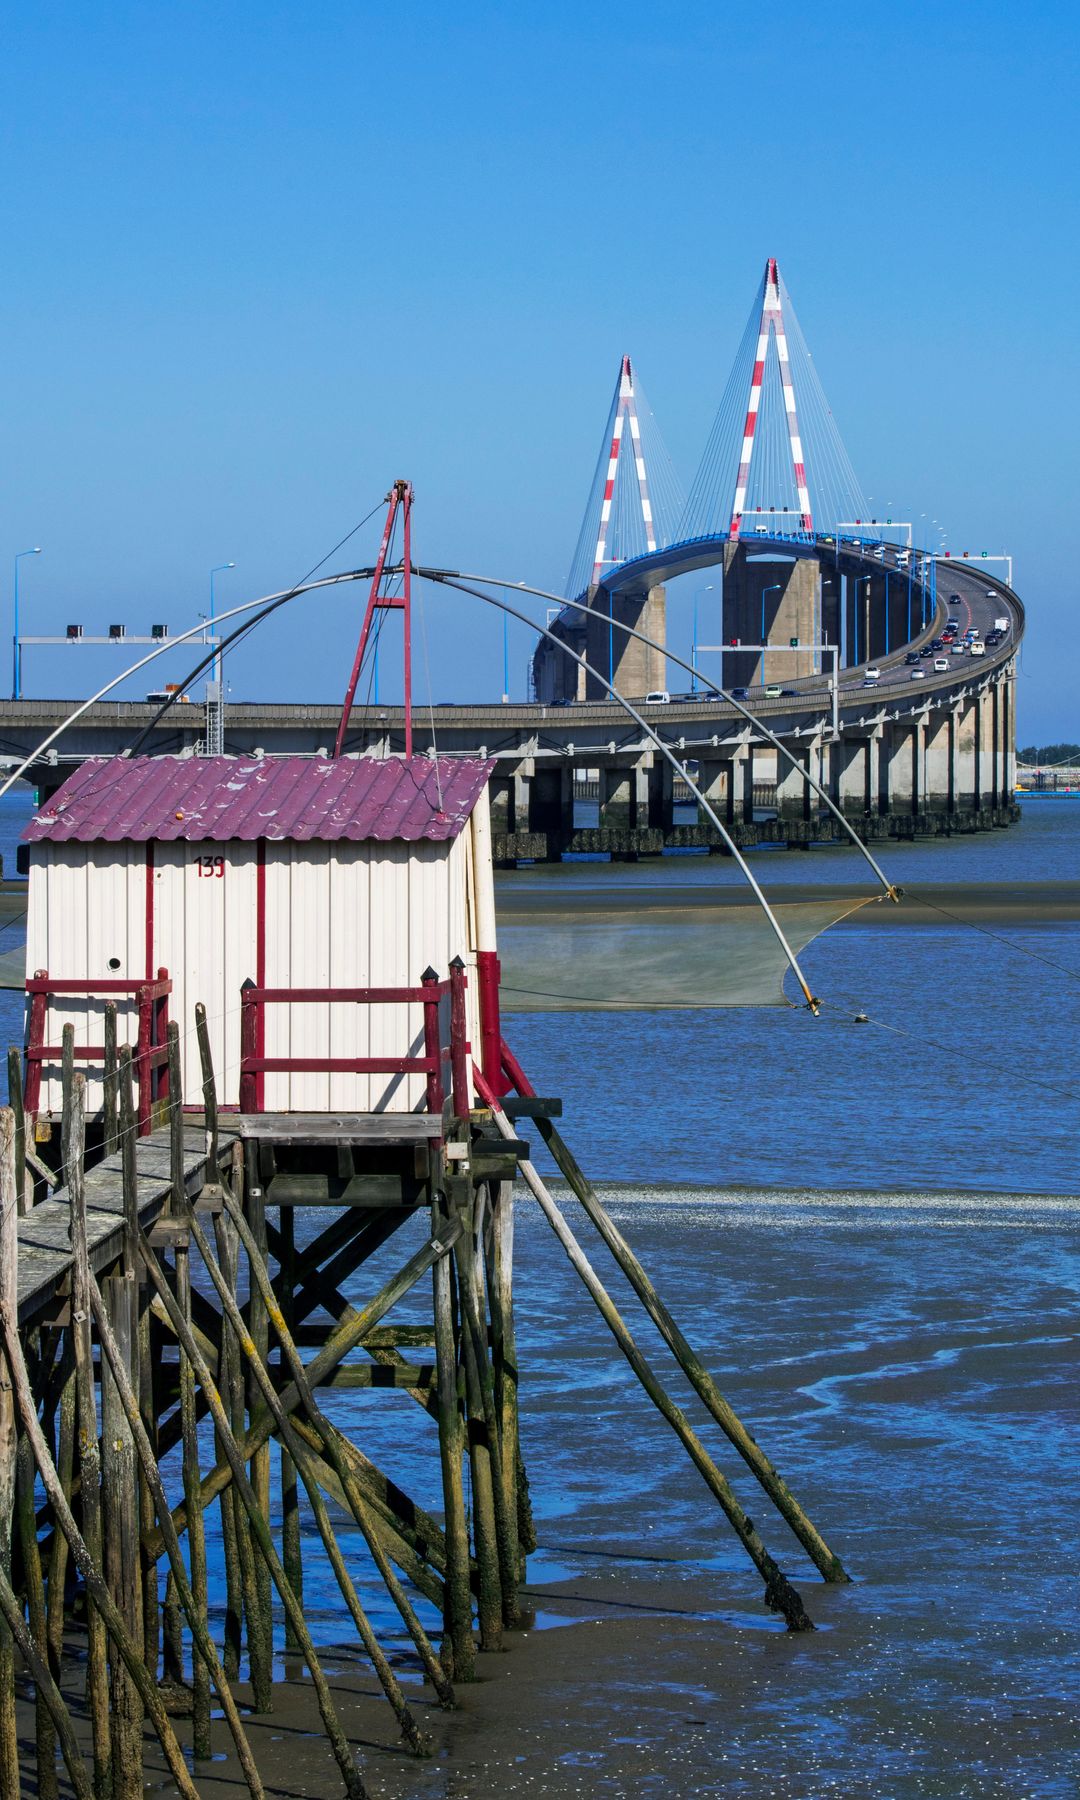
left=232, top=1112, right=444, bottom=1144
left=16, top=1124, right=222, bottom=1325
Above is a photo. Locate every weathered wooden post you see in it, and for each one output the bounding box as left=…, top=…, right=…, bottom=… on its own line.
left=100, top=1271, right=143, bottom=1795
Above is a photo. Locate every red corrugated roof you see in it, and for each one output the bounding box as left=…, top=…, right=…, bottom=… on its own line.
left=23, top=755, right=494, bottom=845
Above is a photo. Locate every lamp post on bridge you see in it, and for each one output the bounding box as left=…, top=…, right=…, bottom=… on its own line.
left=693, top=585, right=714, bottom=693
left=207, top=562, right=235, bottom=756
left=208, top=562, right=235, bottom=685
left=12, top=548, right=42, bottom=700
left=760, top=584, right=781, bottom=683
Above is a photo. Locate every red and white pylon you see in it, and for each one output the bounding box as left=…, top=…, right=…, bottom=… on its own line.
left=729, top=258, right=813, bottom=541
left=591, top=354, right=659, bottom=584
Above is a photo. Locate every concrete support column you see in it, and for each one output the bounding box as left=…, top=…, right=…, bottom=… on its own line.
left=925, top=710, right=953, bottom=814
left=990, top=680, right=1001, bottom=809
left=776, top=744, right=812, bottom=822
left=1002, top=673, right=1015, bottom=798
left=696, top=760, right=729, bottom=824
left=886, top=722, right=920, bottom=816
left=599, top=764, right=635, bottom=829
left=732, top=745, right=754, bottom=823
left=837, top=738, right=869, bottom=816
left=648, top=759, right=674, bottom=832
left=870, top=731, right=887, bottom=816
left=955, top=697, right=978, bottom=809
left=489, top=775, right=513, bottom=833
left=527, top=765, right=574, bottom=845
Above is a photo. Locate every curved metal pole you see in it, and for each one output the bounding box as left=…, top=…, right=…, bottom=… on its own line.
left=0, top=569, right=374, bottom=806
left=425, top=572, right=823, bottom=1013
left=439, top=568, right=900, bottom=901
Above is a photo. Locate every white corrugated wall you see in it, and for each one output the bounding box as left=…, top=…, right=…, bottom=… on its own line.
left=25, top=841, right=148, bottom=1114
left=24, top=829, right=485, bottom=1117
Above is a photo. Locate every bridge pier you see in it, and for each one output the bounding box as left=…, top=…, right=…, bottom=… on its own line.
left=722, top=545, right=819, bottom=685
left=926, top=710, right=954, bottom=813
left=776, top=743, right=813, bottom=823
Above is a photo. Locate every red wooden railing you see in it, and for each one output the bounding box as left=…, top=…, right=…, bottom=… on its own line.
left=238, top=960, right=471, bottom=1117
left=24, top=967, right=173, bottom=1137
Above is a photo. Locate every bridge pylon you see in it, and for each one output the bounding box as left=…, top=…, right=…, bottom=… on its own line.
left=681, top=258, right=869, bottom=544
left=564, top=354, right=682, bottom=600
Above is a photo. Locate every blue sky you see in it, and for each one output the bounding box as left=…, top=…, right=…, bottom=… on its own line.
left=2, top=0, right=1076, bottom=732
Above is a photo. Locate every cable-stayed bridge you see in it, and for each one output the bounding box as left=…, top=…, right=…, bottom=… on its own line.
left=2, top=258, right=1022, bottom=864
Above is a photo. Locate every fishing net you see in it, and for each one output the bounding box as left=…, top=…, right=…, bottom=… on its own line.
left=497, top=884, right=879, bottom=1010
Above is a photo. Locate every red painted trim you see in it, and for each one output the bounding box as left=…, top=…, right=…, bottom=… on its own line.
left=145, top=842, right=155, bottom=981
left=471, top=1063, right=501, bottom=1111
left=244, top=1056, right=438, bottom=1075
left=255, top=839, right=266, bottom=1111
left=244, top=983, right=447, bottom=1004
left=499, top=1036, right=535, bottom=1099
left=25, top=977, right=172, bottom=996
left=448, top=961, right=470, bottom=1121
left=475, top=950, right=505, bottom=1096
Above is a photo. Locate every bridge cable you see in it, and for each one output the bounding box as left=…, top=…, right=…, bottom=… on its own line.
left=422, top=570, right=823, bottom=1013
left=438, top=567, right=900, bottom=901
left=126, top=498, right=389, bottom=756
left=0, top=569, right=380, bottom=807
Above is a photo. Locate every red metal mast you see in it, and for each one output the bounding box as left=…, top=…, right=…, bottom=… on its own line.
left=334, top=479, right=414, bottom=759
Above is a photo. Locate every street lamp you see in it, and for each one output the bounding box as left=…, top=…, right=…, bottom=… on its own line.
left=208, top=563, right=235, bottom=684
left=760, top=582, right=781, bottom=642
left=693, top=585, right=714, bottom=693
left=13, top=548, right=42, bottom=700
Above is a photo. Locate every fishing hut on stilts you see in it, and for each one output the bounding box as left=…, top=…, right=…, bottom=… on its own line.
left=2, top=479, right=849, bottom=1797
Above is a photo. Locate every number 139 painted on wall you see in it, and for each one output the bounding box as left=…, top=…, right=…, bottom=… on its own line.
left=195, top=855, right=225, bottom=878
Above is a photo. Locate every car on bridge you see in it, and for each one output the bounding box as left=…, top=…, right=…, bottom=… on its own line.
left=910, top=667, right=926, bottom=680
left=933, top=658, right=950, bottom=672
left=905, top=651, right=921, bottom=665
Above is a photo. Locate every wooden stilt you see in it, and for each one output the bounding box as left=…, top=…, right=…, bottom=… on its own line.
left=145, top=1217, right=464, bottom=1553
left=162, top=1570, right=184, bottom=1684
left=213, top=1208, right=245, bottom=1682
left=102, top=1002, right=119, bottom=1158
left=118, top=1046, right=160, bottom=1677
left=432, top=1193, right=476, bottom=1680
left=87, top=1262, right=266, bottom=1799
left=0, top=1123, right=19, bottom=1800
left=66, top=1073, right=114, bottom=1794
left=458, top=1189, right=519, bottom=1626
left=136, top=1228, right=370, bottom=1800
left=451, top=1179, right=502, bottom=1651
left=46, top=1343, right=75, bottom=1673
left=225, top=1142, right=273, bottom=1711
left=18, top=1432, right=59, bottom=1799
left=100, top=1273, right=143, bottom=1798
left=7, top=1046, right=29, bottom=1215
left=175, top=1236, right=212, bottom=1758
left=0, top=1324, right=92, bottom=1800
left=219, top=1183, right=456, bottom=1709
left=485, top=1177, right=523, bottom=1577
left=485, top=1107, right=815, bottom=1632
left=190, top=1210, right=431, bottom=1755
left=0, top=1101, right=203, bottom=1800
left=245, top=1147, right=274, bottom=1702
left=535, top=1112, right=850, bottom=1583
left=278, top=1203, right=303, bottom=1661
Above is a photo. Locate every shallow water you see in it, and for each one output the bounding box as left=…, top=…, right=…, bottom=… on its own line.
left=196, top=1184, right=1079, bottom=1796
